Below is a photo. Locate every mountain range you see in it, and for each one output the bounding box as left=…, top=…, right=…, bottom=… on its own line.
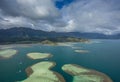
left=0, top=27, right=119, bottom=44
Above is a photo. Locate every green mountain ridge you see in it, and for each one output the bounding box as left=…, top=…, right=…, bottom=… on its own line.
left=0, top=27, right=119, bottom=44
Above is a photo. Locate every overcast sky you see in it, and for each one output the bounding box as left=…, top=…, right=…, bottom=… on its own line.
left=0, top=0, right=120, bottom=35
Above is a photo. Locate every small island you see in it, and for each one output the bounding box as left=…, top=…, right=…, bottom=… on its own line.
left=41, top=40, right=57, bottom=46
left=19, top=61, right=65, bottom=82
left=62, top=64, right=113, bottom=82
left=27, top=52, right=52, bottom=60
left=75, top=50, right=89, bottom=53
left=0, top=49, right=17, bottom=59
left=40, top=37, right=90, bottom=46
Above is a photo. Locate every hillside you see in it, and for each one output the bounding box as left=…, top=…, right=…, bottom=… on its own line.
left=0, top=27, right=119, bottom=44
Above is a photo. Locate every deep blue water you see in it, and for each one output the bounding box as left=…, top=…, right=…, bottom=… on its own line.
left=0, top=40, right=120, bottom=82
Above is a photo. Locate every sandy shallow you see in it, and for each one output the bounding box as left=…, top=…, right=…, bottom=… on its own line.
left=0, top=44, right=33, bottom=49
left=62, top=64, right=113, bottom=82
left=19, top=61, right=65, bottom=82
left=0, top=49, right=18, bottom=59
left=27, top=52, right=53, bottom=60
left=75, top=50, right=89, bottom=53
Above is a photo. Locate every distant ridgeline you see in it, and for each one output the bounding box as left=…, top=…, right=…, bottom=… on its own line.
left=0, top=27, right=119, bottom=44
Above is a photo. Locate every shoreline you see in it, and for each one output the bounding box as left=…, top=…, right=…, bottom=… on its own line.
left=0, top=38, right=90, bottom=46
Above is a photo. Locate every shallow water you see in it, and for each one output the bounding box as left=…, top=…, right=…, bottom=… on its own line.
left=0, top=39, right=120, bottom=82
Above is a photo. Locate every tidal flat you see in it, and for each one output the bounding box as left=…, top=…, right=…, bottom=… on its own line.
left=27, top=52, right=52, bottom=60
left=0, top=49, right=17, bottom=59
left=19, top=61, right=65, bottom=82
left=62, top=64, right=113, bottom=82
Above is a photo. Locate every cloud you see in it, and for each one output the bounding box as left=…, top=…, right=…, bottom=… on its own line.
left=0, top=0, right=60, bottom=19
left=0, top=0, right=67, bottom=30
left=61, top=0, right=120, bottom=34
left=0, top=0, right=120, bottom=35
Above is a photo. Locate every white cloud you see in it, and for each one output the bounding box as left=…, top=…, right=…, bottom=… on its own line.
left=0, top=16, right=33, bottom=29
left=16, top=0, right=60, bottom=19
left=61, top=0, right=120, bottom=34
left=0, top=0, right=65, bottom=30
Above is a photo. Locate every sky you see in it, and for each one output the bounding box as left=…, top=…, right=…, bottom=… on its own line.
left=0, top=0, right=120, bottom=35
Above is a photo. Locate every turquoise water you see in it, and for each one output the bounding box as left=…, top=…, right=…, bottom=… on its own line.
left=0, top=40, right=120, bottom=82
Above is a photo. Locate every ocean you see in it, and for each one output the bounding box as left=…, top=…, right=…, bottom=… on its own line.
left=0, top=39, right=119, bottom=82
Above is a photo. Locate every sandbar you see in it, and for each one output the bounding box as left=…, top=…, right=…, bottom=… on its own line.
left=62, top=64, right=113, bottom=82
left=27, top=52, right=52, bottom=60
left=75, top=50, right=89, bottom=53
left=0, top=49, right=17, bottom=59
left=19, top=61, right=65, bottom=82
